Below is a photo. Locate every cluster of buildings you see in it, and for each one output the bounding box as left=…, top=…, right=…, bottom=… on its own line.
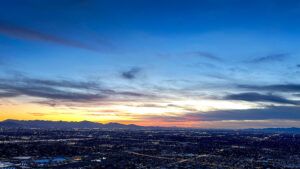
left=0, top=128, right=299, bottom=168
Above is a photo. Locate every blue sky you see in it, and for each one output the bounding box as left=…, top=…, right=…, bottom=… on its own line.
left=0, top=0, right=300, bottom=128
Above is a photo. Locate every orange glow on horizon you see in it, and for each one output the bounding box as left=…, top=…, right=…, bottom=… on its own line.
left=0, top=97, right=262, bottom=128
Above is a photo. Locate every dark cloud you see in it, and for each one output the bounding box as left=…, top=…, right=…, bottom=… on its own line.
left=195, top=106, right=300, bottom=121
left=239, top=84, right=300, bottom=92
left=0, top=74, right=154, bottom=102
left=121, top=67, right=142, bottom=80
left=249, top=53, right=289, bottom=63
left=0, top=20, right=99, bottom=51
left=224, top=92, right=299, bottom=105
left=297, top=64, right=300, bottom=68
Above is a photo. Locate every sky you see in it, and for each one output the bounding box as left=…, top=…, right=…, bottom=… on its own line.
left=1, top=0, right=300, bottom=128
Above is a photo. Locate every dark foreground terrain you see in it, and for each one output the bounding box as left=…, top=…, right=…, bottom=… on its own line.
left=0, top=128, right=300, bottom=169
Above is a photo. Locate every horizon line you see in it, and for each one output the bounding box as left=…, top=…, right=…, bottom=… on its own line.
left=1, top=119, right=299, bottom=130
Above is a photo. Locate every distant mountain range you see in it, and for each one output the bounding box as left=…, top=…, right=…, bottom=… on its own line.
left=0, top=120, right=300, bottom=133
left=0, top=119, right=143, bottom=129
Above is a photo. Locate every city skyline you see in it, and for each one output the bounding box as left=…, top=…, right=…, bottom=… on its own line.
left=1, top=0, right=300, bottom=128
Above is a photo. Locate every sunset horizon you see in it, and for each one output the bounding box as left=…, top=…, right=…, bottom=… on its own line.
left=1, top=1, right=300, bottom=168
left=1, top=0, right=300, bottom=129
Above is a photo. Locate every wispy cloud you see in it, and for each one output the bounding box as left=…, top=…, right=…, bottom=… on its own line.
left=223, top=92, right=299, bottom=105
left=189, top=51, right=222, bottom=61
left=0, top=20, right=101, bottom=51
left=249, top=53, right=289, bottom=63
left=22, top=78, right=100, bottom=90
left=0, top=74, right=155, bottom=103
left=0, top=81, right=106, bottom=101
left=133, top=103, right=198, bottom=112
left=141, top=106, right=300, bottom=122
left=0, top=91, right=20, bottom=98
left=159, top=51, right=221, bottom=62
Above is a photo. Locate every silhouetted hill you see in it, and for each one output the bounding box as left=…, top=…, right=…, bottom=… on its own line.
left=0, top=119, right=142, bottom=129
